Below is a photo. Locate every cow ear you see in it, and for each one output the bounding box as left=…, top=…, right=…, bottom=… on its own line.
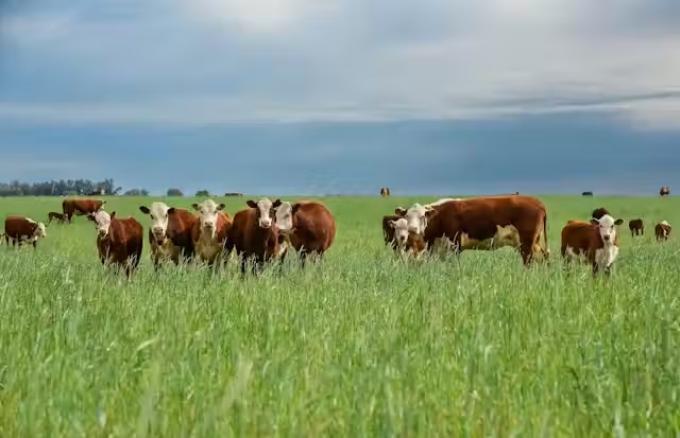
left=246, top=200, right=257, bottom=209
left=291, top=203, right=301, bottom=215
left=191, top=203, right=199, bottom=211
left=110, top=211, right=116, bottom=219
left=395, top=207, right=407, bottom=216
left=389, top=220, right=397, bottom=229
left=590, top=218, right=599, bottom=225
left=87, top=213, right=96, bottom=222
left=139, top=206, right=150, bottom=214
left=217, top=203, right=225, bottom=211
left=425, top=207, right=437, bottom=218
left=273, top=199, right=282, bottom=208
left=614, top=218, right=623, bottom=226
left=167, top=207, right=176, bottom=214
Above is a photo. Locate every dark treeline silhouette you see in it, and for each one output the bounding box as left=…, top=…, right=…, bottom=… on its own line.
left=0, top=179, right=120, bottom=197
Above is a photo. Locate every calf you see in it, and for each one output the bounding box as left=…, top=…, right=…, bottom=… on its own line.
left=561, top=214, right=623, bottom=275
left=191, top=199, right=232, bottom=266
left=88, top=210, right=143, bottom=277
left=628, top=219, right=644, bottom=237
left=139, top=202, right=198, bottom=267
left=62, top=198, right=105, bottom=223
left=48, top=211, right=65, bottom=224
left=655, top=221, right=672, bottom=241
left=384, top=216, right=428, bottom=258
left=382, top=214, right=403, bottom=249
left=3, top=216, right=47, bottom=248
left=275, top=201, right=336, bottom=265
left=225, top=198, right=282, bottom=274
left=592, top=208, right=610, bottom=220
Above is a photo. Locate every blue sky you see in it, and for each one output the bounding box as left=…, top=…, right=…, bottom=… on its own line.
left=1, top=0, right=679, bottom=195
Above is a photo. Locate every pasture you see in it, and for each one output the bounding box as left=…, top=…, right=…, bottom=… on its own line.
left=1, top=195, right=679, bottom=436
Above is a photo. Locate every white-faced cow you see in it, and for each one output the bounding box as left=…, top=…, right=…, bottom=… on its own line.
left=139, top=202, right=198, bottom=267
left=655, top=221, right=672, bottom=241
left=275, top=201, right=336, bottom=266
left=561, top=214, right=623, bottom=275
left=191, top=199, right=232, bottom=267
left=3, top=216, right=47, bottom=248
left=88, top=210, right=143, bottom=277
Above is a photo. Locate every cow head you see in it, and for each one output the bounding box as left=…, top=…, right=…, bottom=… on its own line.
left=389, top=217, right=409, bottom=247
left=192, top=199, right=225, bottom=238
left=400, top=203, right=436, bottom=235
left=246, top=198, right=282, bottom=229
left=591, top=214, right=623, bottom=244
left=275, top=201, right=294, bottom=234
left=139, top=202, right=175, bottom=244
left=34, top=222, right=47, bottom=240
left=90, top=210, right=114, bottom=238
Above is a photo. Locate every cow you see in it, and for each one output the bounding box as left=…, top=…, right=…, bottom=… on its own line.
left=561, top=214, right=623, bottom=275
left=655, top=221, right=672, bottom=241
left=224, top=192, right=244, bottom=197
left=139, top=202, right=198, bottom=267
left=88, top=210, right=143, bottom=277
left=3, top=216, right=47, bottom=248
left=275, top=201, right=336, bottom=265
left=582, top=191, right=594, bottom=196
left=660, top=186, right=671, bottom=197
left=382, top=217, right=427, bottom=258
left=628, top=219, right=644, bottom=237
left=191, top=199, right=232, bottom=267
left=62, top=198, right=105, bottom=223
left=591, top=208, right=610, bottom=220
left=225, top=198, right=282, bottom=274
left=47, top=211, right=66, bottom=224
left=380, top=187, right=391, bottom=197
left=407, top=196, right=548, bottom=264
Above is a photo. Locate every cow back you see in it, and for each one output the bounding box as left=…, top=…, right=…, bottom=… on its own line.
left=290, top=202, right=336, bottom=252
left=4, top=216, right=38, bottom=238
left=167, top=208, right=198, bottom=248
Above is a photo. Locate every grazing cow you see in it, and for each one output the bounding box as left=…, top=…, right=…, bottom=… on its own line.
left=660, top=186, right=671, bottom=197
left=591, top=208, right=610, bottom=220
left=412, top=196, right=548, bottom=264
left=628, top=219, right=644, bottom=237
left=275, top=201, right=336, bottom=265
left=3, top=216, right=47, bottom=248
left=139, top=202, right=198, bottom=267
left=62, top=198, right=105, bottom=223
left=582, top=191, right=594, bottom=196
left=561, top=214, right=623, bottom=275
left=655, top=221, right=672, bottom=241
left=191, top=199, right=232, bottom=266
left=47, top=211, right=65, bottom=224
left=225, top=198, right=282, bottom=274
left=88, top=210, right=143, bottom=277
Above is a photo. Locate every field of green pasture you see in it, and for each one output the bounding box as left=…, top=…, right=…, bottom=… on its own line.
left=1, top=195, right=679, bottom=436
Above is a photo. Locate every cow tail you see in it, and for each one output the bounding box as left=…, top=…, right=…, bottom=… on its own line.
left=543, top=213, right=549, bottom=258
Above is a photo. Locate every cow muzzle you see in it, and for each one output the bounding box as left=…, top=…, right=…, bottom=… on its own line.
left=259, top=219, right=272, bottom=229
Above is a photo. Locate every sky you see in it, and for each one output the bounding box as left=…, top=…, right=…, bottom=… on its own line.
left=1, top=0, right=679, bottom=195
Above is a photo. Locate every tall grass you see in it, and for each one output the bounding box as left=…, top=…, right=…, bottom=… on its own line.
left=1, top=195, right=679, bottom=436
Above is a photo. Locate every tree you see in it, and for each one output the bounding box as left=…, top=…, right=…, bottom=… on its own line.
left=195, top=190, right=210, bottom=197
left=123, top=188, right=149, bottom=196
left=167, top=188, right=184, bottom=197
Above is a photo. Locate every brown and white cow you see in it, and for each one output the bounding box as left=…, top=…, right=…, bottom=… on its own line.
left=380, top=187, right=391, bottom=197
left=660, top=186, right=671, bottom=197
left=62, top=198, right=105, bottom=223
left=561, top=214, right=623, bottom=275
left=225, top=198, right=282, bottom=274
left=275, top=201, right=336, bottom=265
left=655, top=221, right=672, bottom=241
left=139, top=202, right=198, bottom=267
left=88, top=210, right=143, bottom=277
left=628, top=218, right=644, bottom=237
left=3, top=216, right=47, bottom=248
left=401, top=196, right=548, bottom=264
left=48, top=211, right=66, bottom=224
left=191, top=199, right=232, bottom=266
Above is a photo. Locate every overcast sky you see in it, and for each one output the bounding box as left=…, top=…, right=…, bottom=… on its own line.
left=1, top=0, right=679, bottom=195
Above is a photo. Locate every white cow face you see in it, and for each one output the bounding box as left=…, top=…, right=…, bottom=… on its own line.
left=389, top=218, right=409, bottom=247
left=398, top=203, right=435, bottom=235
left=90, top=210, right=113, bottom=238
left=247, top=198, right=282, bottom=229
left=139, top=202, right=174, bottom=243
left=192, top=199, right=225, bottom=237
left=591, top=214, right=623, bottom=244
left=275, top=201, right=294, bottom=233
left=34, top=222, right=47, bottom=240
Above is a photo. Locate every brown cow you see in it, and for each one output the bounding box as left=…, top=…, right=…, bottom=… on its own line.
left=88, top=210, right=143, bottom=277
left=592, top=208, right=610, bottom=220
left=628, top=218, right=644, bottom=237
left=48, top=211, right=65, bottom=224
left=225, top=198, right=282, bottom=274
left=561, top=214, right=623, bottom=275
left=3, top=216, right=47, bottom=248
left=191, top=199, right=232, bottom=267
left=381, top=216, right=427, bottom=258
left=139, top=202, right=198, bottom=267
left=380, top=187, right=391, bottom=197
left=407, top=196, right=548, bottom=264
left=655, top=221, right=672, bottom=241
left=275, top=201, right=336, bottom=265
left=62, top=198, right=105, bottom=222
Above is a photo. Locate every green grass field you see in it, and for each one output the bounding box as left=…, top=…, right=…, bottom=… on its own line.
left=1, top=195, right=679, bottom=436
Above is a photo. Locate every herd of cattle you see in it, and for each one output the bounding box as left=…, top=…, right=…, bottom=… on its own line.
left=0, top=194, right=674, bottom=277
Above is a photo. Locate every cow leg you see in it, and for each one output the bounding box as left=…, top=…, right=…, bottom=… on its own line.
left=32, top=241, right=37, bottom=250
left=299, top=250, right=308, bottom=269
left=240, top=256, right=248, bottom=276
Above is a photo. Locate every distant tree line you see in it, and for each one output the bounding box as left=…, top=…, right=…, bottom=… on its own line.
left=0, top=179, right=120, bottom=197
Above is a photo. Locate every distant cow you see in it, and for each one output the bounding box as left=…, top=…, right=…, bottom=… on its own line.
left=380, top=187, right=391, bottom=197
left=88, top=210, right=143, bottom=277
left=591, top=208, right=610, bottom=220
left=225, top=198, right=282, bottom=274
left=139, top=202, right=198, bottom=267
left=655, top=221, right=672, bottom=241
left=224, top=192, right=244, bottom=197
left=191, top=199, right=232, bottom=266
left=3, top=216, right=47, bottom=248
left=628, top=219, right=644, bottom=237
left=47, top=212, right=65, bottom=224
left=62, top=198, right=105, bottom=223
left=660, top=186, right=671, bottom=197
left=561, top=214, right=623, bottom=275
left=582, top=192, right=593, bottom=196
left=276, top=201, right=336, bottom=265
